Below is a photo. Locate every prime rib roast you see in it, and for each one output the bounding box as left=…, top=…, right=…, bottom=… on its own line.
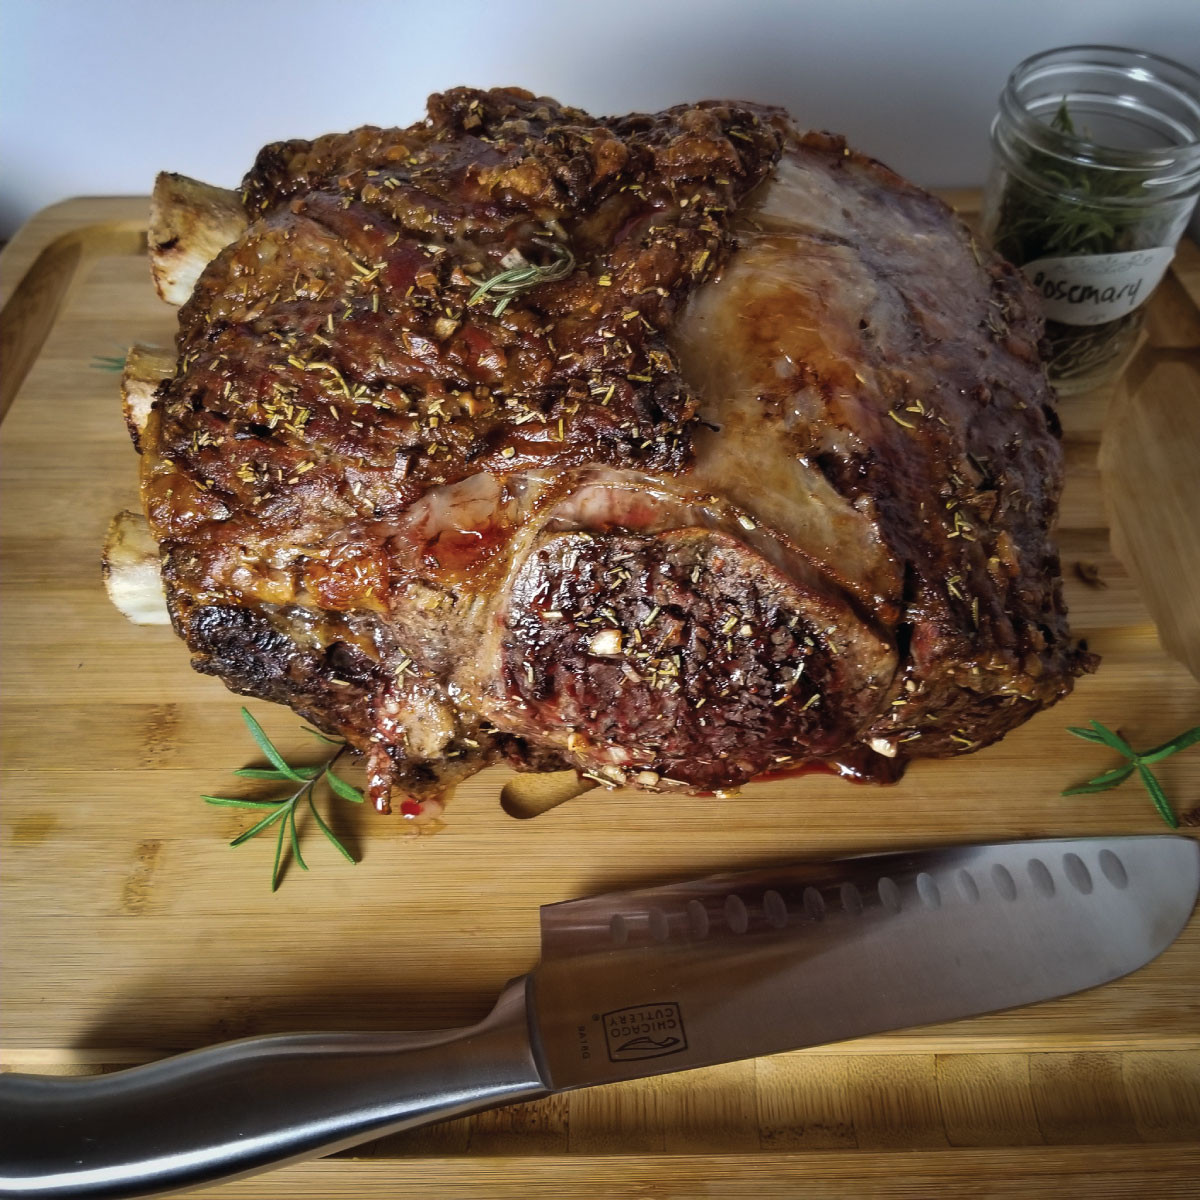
left=126, top=87, right=1095, bottom=815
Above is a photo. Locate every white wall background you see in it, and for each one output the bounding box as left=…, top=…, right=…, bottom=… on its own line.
left=1, top=0, right=1198, bottom=239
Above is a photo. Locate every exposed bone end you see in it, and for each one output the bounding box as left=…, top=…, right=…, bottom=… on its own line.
left=149, top=173, right=248, bottom=305
left=103, top=511, right=170, bottom=625
left=122, top=344, right=174, bottom=452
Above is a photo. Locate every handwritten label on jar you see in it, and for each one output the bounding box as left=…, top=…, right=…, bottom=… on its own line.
left=1021, top=248, right=1175, bottom=326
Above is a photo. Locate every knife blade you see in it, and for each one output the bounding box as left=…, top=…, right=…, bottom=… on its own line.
left=530, top=834, right=1200, bottom=1088
left=0, top=835, right=1196, bottom=1199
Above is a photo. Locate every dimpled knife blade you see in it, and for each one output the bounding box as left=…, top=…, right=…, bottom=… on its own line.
left=2, top=835, right=1196, bottom=1199
left=529, top=835, right=1199, bottom=1087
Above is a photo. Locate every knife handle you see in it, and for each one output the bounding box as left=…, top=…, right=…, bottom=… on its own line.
left=0, top=977, right=548, bottom=1199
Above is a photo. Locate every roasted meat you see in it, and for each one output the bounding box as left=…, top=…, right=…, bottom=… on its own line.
left=132, top=87, right=1095, bottom=812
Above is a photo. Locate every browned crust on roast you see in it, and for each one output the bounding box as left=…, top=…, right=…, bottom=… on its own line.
left=138, top=89, right=1094, bottom=807
left=778, top=132, right=1095, bottom=757
left=141, top=89, right=788, bottom=801
left=487, top=528, right=897, bottom=790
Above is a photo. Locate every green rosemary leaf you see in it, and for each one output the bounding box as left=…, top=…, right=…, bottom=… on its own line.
left=1085, top=720, right=1136, bottom=758
left=1085, top=762, right=1137, bottom=788
left=233, top=766, right=320, bottom=780
left=1136, top=763, right=1180, bottom=830
left=239, top=707, right=306, bottom=781
left=468, top=240, right=575, bottom=315
left=302, top=726, right=344, bottom=745
left=1051, top=99, right=1075, bottom=136
left=288, top=801, right=308, bottom=872
left=1061, top=761, right=1136, bottom=795
left=1066, top=726, right=1110, bottom=745
left=90, top=354, right=127, bottom=372
left=1062, top=774, right=1133, bottom=797
left=203, top=795, right=288, bottom=809
left=308, top=791, right=357, bottom=864
left=1138, top=725, right=1200, bottom=765
left=326, top=767, right=366, bottom=803
left=231, top=803, right=289, bottom=847
left=271, top=805, right=289, bottom=891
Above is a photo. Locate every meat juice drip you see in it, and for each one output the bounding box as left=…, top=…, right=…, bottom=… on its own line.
left=371, top=770, right=447, bottom=826
left=361, top=741, right=400, bottom=813
left=367, top=762, right=392, bottom=814
left=508, top=755, right=891, bottom=814
left=367, top=744, right=450, bottom=824
left=752, top=761, right=837, bottom=785
left=754, top=749, right=904, bottom=787
left=685, top=763, right=836, bottom=799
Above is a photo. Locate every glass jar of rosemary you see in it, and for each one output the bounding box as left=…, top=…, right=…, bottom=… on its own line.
left=982, top=45, right=1200, bottom=394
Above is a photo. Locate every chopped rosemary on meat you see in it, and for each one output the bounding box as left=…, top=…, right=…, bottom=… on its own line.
left=203, top=708, right=364, bottom=891
left=1063, top=719, right=1200, bottom=828
left=467, top=239, right=575, bottom=316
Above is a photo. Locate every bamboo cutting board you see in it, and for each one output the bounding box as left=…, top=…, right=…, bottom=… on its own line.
left=1, top=195, right=1199, bottom=1197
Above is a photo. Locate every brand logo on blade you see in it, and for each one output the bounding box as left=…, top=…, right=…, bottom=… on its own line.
left=602, top=1002, right=688, bottom=1062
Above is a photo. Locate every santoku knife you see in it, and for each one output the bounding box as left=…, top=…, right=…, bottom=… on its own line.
left=1, top=834, right=1196, bottom=1199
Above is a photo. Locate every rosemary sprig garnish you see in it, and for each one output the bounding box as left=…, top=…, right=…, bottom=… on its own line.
left=468, top=239, right=575, bottom=317
left=203, top=708, right=364, bottom=891
left=1063, top=720, right=1200, bottom=828
left=90, top=354, right=127, bottom=372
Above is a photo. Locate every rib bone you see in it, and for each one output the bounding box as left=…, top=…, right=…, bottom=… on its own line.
left=121, top=344, right=173, bottom=452
left=149, top=173, right=248, bottom=305
left=103, top=511, right=170, bottom=625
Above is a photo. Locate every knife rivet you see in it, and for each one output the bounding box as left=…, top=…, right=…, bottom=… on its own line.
left=802, top=886, right=825, bottom=921
left=840, top=881, right=864, bottom=916
left=610, top=913, right=630, bottom=946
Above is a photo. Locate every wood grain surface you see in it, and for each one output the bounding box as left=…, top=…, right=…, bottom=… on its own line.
left=1, top=194, right=1198, bottom=1197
